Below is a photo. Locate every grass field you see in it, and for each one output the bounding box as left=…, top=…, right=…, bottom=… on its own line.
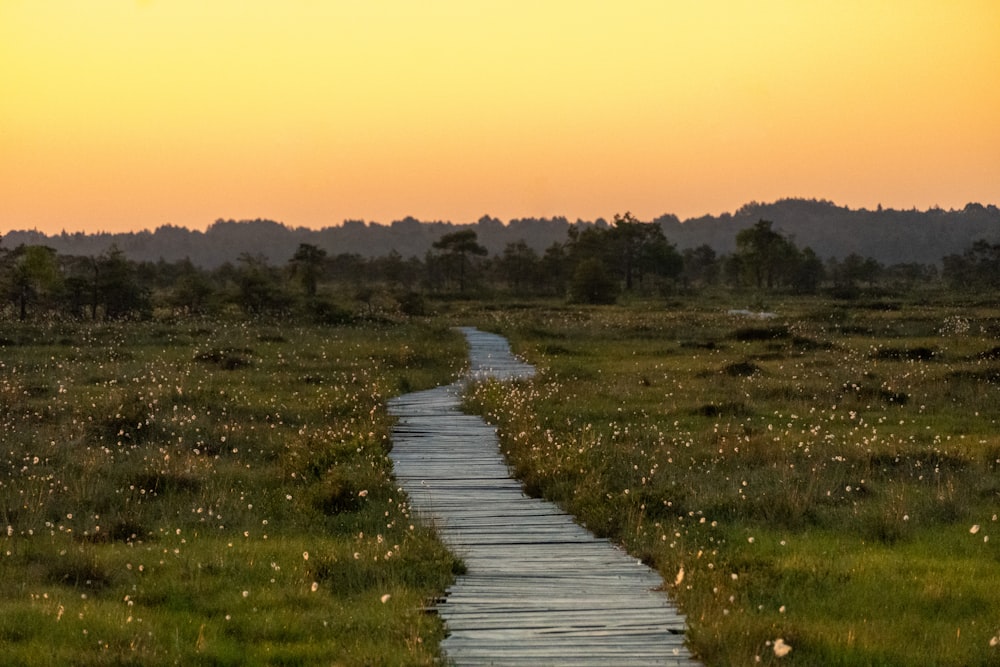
left=0, top=319, right=465, bottom=666
left=3, top=295, right=1000, bottom=666
left=459, top=295, right=1000, bottom=666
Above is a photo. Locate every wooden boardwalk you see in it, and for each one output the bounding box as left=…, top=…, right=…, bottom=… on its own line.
left=388, top=328, right=698, bottom=666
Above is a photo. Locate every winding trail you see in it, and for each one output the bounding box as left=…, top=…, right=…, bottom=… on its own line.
left=388, top=327, right=697, bottom=666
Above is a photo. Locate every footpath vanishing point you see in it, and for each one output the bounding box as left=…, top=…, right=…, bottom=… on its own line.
left=388, top=327, right=698, bottom=666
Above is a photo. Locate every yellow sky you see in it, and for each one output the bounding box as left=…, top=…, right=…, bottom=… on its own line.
left=2, top=1, right=999, bottom=234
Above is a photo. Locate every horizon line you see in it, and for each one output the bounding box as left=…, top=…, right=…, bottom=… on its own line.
left=4, top=197, right=999, bottom=238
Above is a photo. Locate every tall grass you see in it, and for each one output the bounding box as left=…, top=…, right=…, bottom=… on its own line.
left=0, top=319, right=465, bottom=666
left=464, top=297, right=1000, bottom=666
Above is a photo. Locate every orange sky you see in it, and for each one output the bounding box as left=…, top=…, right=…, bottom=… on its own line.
left=2, top=1, right=999, bottom=234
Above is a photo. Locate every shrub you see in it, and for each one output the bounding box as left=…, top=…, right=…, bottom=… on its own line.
left=568, top=258, right=618, bottom=305
left=723, top=361, right=761, bottom=377
left=731, top=325, right=789, bottom=341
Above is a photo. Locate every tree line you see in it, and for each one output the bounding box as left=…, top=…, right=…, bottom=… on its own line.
left=5, top=199, right=999, bottom=270
left=1, top=216, right=996, bottom=322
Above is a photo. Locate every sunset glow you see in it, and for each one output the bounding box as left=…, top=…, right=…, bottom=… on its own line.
left=3, top=1, right=999, bottom=234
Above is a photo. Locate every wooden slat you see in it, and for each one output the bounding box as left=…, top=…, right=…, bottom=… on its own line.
left=388, top=327, right=699, bottom=666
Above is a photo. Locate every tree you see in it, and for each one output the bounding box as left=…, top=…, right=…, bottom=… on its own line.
left=830, top=253, right=883, bottom=290
left=327, top=253, right=368, bottom=286
left=565, top=224, right=610, bottom=266
left=563, top=224, right=615, bottom=301
left=56, top=255, right=94, bottom=319
left=734, top=220, right=799, bottom=289
left=790, top=247, right=825, bottom=294
left=722, top=253, right=744, bottom=288
left=235, top=253, right=287, bottom=315
left=6, top=245, right=61, bottom=320
left=568, top=258, right=618, bottom=304
left=636, top=233, right=684, bottom=291
left=169, top=259, right=216, bottom=315
left=432, top=230, right=488, bottom=292
left=289, top=243, right=327, bottom=298
left=373, top=250, right=417, bottom=288
left=608, top=212, right=678, bottom=291
left=681, top=245, right=720, bottom=289
left=495, top=240, right=540, bottom=294
left=95, top=246, right=150, bottom=320
left=943, top=240, right=1000, bottom=290
left=564, top=214, right=682, bottom=295
left=540, top=242, right=570, bottom=296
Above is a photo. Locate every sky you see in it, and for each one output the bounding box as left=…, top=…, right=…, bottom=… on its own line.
left=2, top=1, right=999, bottom=234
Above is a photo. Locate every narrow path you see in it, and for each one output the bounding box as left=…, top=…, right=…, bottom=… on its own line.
left=388, top=327, right=697, bottom=666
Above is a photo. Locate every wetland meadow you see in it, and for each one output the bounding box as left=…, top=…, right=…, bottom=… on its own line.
left=2, top=294, right=999, bottom=665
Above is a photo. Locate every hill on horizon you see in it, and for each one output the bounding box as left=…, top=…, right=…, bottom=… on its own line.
left=3, top=198, right=998, bottom=269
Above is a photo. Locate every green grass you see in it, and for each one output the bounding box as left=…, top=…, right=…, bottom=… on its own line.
left=463, top=296, right=1000, bottom=666
left=0, top=318, right=466, bottom=666
left=6, top=299, right=1000, bottom=665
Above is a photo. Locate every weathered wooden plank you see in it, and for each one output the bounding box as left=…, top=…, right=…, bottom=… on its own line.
left=388, top=327, right=698, bottom=666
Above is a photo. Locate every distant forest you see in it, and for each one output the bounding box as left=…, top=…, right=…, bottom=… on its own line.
left=4, top=199, right=1000, bottom=322
left=5, top=198, right=999, bottom=269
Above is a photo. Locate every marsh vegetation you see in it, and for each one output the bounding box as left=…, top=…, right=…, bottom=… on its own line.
left=0, top=319, right=465, bottom=665
left=2, top=289, right=999, bottom=665
left=463, top=295, right=1000, bottom=665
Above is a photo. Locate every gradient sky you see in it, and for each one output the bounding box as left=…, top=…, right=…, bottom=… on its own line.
left=3, top=1, right=999, bottom=234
